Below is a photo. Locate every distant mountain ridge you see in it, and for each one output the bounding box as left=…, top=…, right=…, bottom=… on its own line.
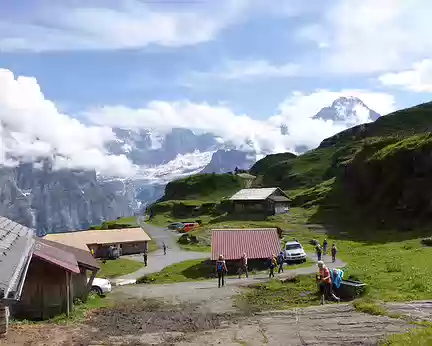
left=0, top=96, right=383, bottom=233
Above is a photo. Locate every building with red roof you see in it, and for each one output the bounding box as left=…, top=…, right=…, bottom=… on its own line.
left=211, top=228, right=281, bottom=261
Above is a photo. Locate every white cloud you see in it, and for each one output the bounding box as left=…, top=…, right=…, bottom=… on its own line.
left=299, top=0, right=432, bottom=75
left=209, top=60, right=300, bottom=80
left=379, top=59, right=432, bottom=92
left=0, top=68, right=134, bottom=176
left=87, top=89, right=396, bottom=155
left=0, top=1, right=244, bottom=52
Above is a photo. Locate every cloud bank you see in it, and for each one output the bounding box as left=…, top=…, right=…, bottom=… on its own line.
left=0, top=68, right=134, bottom=176
left=88, top=90, right=396, bottom=156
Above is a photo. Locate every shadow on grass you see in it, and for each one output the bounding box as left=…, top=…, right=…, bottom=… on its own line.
left=306, top=177, right=432, bottom=244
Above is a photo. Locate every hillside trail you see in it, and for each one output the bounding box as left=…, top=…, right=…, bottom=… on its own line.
left=112, top=222, right=208, bottom=284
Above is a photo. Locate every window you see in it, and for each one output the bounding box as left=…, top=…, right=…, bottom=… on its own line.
left=285, top=244, right=301, bottom=250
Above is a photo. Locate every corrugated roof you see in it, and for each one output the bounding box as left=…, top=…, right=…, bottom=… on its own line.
left=0, top=217, right=34, bottom=299
left=236, top=173, right=256, bottom=179
left=33, top=239, right=80, bottom=274
left=229, top=188, right=279, bottom=201
left=38, top=238, right=99, bottom=270
left=268, top=195, right=290, bottom=202
left=43, top=227, right=151, bottom=251
left=211, top=228, right=281, bottom=260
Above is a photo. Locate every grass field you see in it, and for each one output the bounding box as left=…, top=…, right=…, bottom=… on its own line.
left=383, top=323, right=432, bottom=345
left=96, top=258, right=144, bottom=278
left=137, top=257, right=313, bottom=285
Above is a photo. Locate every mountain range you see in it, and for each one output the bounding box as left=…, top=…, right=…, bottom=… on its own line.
left=0, top=97, right=381, bottom=234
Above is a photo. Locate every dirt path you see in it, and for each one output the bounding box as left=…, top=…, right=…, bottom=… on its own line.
left=112, top=223, right=209, bottom=284
left=112, top=253, right=345, bottom=313
left=4, top=302, right=431, bottom=345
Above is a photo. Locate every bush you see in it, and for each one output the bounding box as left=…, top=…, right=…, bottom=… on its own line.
left=421, top=237, right=432, bottom=246
left=136, top=276, right=155, bottom=284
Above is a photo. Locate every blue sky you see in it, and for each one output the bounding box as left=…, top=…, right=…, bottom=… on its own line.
left=0, top=0, right=431, bottom=175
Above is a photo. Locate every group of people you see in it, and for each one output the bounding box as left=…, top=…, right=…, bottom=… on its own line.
left=215, top=247, right=343, bottom=305
left=315, top=239, right=338, bottom=262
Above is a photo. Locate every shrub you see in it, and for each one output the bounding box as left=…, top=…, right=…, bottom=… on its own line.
left=421, top=237, right=432, bottom=246
left=136, top=276, right=155, bottom=284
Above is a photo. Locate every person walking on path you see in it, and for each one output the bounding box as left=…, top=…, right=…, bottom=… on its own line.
left=277, top=251, right=285, bottom=274
left=268, top=254, right=277, bottom=278
left=143, top=250, right=148, bottom=266
left=216, top=254, right=228, bottom=288
left=162, top=243, right=167, bottom=255
left=323, top=239, right=328, bottom=255
left=317, top=261, right=340, bottom=304
left=316, top=244, right=322, bottom=261
left=238, top=253, right=248, bottom=278
left=331, top=244, right=337, bottom=263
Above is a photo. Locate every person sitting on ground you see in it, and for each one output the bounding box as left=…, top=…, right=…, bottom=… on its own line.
left=317, top=261, right=340, bottom=304
left=216, top=254, right=228, bottom=288
left=238, top=253, right=248, bottom=279
left=277, top=251, right=285, bottom=273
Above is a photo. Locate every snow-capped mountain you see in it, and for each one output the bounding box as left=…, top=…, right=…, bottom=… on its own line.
left=0, top=97, right=381, bottom=233
left=313, top=96, right=381, bottom=126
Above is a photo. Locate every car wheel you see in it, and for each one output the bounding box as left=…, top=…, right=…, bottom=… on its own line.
left=91, top=286, right=103, bottom=296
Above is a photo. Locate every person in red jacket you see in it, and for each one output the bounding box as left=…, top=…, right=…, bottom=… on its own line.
left=317, top=261, right=340, bottom=304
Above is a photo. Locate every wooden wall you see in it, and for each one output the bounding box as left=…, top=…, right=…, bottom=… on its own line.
left=11, top=258, right=73, bottom=321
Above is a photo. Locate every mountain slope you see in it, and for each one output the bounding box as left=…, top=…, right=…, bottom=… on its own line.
left=253, top=101, right=432, bottom=229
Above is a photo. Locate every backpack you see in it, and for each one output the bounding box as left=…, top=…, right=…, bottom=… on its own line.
left=277, top=254, right=284, bottom=264
left=217, top=261, right=224, bottom=272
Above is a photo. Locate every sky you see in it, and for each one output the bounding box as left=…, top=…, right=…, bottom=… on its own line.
left=0, top=0, right=431, bottom=176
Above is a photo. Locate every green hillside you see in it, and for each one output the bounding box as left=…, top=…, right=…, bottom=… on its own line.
left=149, top=101, right=432, bottom=233
left=251, top=102, right=432, bottom=230
left=162, top=173, right=243, bottom=201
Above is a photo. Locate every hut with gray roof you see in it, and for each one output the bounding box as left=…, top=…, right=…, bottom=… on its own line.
left=229, top=187, right=289, bottom=216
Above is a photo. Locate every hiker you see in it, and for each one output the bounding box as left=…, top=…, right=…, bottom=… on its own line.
left=331, top=244, right=337, bottom=262
left=316, top=244, right=322, bottom=261
left=317, top=261, right=340, bottom=304
left=143, top=250, right=148, bottom=266
left=323, top=239, right=328, bottom=255
left=162, top=243, right=167, bottom=255
left=238, top=253, right=248, bottom=278
left=90, top=248, right=95, bottom=257
left=277, top=251, right=285, bottom=273
left=268, top=254, right=277, bottom=278
left=216, top=254, right=228, bottom=287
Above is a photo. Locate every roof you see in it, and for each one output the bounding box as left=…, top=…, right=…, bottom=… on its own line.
left=229, top=188, right=287, bottom=201
left=43, top=227, right=151, bottom=251
left=268, top=195, right=290, bottom=202
left=211, top=228, right=281, bottom=261
left=236, top=173, right=256, bottom=179
left=0, top=217, right=35, bottom=300
left=37, top=238, right=99, bottom=271
left=33, top=239, right=80, bottom=274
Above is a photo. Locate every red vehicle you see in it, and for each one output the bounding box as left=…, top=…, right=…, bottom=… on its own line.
left=182, top=222, right=199, bottom=233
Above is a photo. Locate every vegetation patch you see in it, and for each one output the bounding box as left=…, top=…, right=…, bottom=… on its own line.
left=137, top=259, right=213, bottom=284
left=96, top=258, right=144, bottom=278
left=237, top=275, right=320, bottom=311
left=353, top=299, right=388, bottom=316
left=89, top=216, right=139, bottom=230
left=12, top=294, right=113, bottom=325
left=382, top=324, right=432, bottom=345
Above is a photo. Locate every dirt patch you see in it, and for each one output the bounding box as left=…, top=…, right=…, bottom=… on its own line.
left=87, top=300, right=234, bottom=336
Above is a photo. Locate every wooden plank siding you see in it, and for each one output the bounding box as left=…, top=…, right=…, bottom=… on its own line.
left=11, top=258, right=74, bottom=320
